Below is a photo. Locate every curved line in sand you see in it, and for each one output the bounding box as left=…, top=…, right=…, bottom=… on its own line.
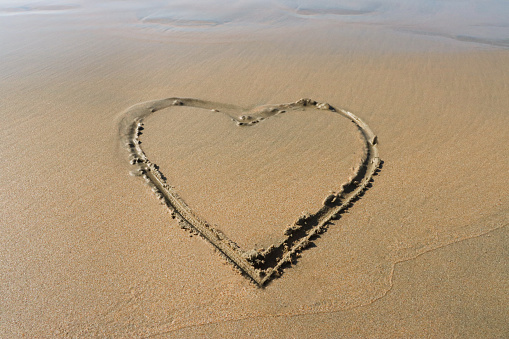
left=118, top=98, right=381, bottom=287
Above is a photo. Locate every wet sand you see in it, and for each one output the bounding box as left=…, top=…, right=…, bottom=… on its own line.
left=1, top=1, right=508, bottom=337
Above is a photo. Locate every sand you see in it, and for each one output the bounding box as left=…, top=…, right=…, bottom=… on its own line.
left=1, top=0, right=508, bottom=337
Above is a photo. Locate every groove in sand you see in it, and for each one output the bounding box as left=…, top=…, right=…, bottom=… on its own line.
left=118, top=98, right=381, bottom=287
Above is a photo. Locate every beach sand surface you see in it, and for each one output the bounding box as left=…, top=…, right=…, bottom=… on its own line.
left=0, top=1, right=508, bottom=337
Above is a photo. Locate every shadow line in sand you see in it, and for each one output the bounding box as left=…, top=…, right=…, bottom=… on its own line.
left=118, top=98, right=381, bottom=287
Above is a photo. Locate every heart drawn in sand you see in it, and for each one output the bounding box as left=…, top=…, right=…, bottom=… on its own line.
left=119, top=98, right=380, bottom=287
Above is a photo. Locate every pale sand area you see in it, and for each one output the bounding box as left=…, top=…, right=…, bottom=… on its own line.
left=1, top=1, right=508, bottom=337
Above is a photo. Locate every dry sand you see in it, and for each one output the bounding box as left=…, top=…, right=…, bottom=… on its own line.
left=1, top=1, right=508, bottom=337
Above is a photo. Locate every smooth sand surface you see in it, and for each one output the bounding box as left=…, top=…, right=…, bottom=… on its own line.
left=172, top=225, right=509, bottom=338
left=1, top=1, right=508, bottom=337
left=141, top=105, right=362, bottom=251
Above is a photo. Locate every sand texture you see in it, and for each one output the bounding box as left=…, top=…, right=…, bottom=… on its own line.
left=1, top=0, right=508, bottom=337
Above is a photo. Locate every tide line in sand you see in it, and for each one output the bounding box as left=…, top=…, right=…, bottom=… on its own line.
left=118, top=97, right=381, bottom=287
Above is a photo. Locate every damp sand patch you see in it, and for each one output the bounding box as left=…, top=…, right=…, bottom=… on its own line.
left=118, top=98, right=380, bottom=286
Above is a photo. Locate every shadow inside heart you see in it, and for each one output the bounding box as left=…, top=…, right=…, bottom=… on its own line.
left=119, top=98, right=380, bottom=286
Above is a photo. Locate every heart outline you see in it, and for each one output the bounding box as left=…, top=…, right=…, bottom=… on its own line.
left=119, top=98, right=381, bottom=287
